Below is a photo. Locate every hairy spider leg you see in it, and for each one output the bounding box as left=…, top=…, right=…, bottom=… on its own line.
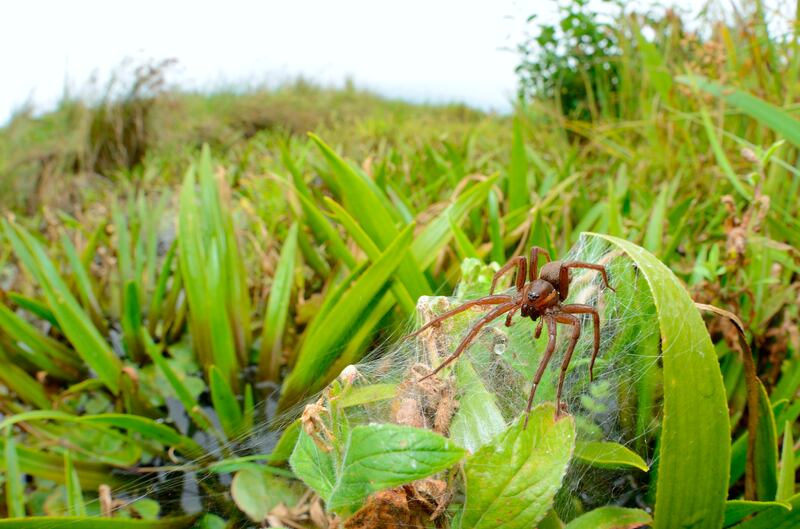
left=563, top=304, right=601, bottom=380
left=489, top=256, right=527, bottom=295
left=529, top=246, right=551, bottom=281
left=524, top=316, right=557, bottom=428
left=554, top=313, right=582, bottom=415
left=557, top=262, right=616, bottom=300
left=420, top=303, right=516, bottom=381
left=405, top=295, right=513, bottom=339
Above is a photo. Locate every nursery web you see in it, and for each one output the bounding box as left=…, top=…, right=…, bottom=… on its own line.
left=89, top=235, right=665, bottom=526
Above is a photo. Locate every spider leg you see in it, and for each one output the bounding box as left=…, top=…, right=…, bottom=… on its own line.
left=558, top=262, right=615, bottom=300
left=489, top=256, right=527, bottom=295
left=529, top=246, right=551, bottom=281
left=534, top=317, right=544, bottom=339
left=505, top=306, right=519, bottom=327
left=406, top=294, right=514, bottom=339
left=524, top=316, right=557, bottom=428
left=554, top=313, right=581, bottom=416
left=562, top=304, right=601, bottom=381
left=421, top=302, right=516, bottom=380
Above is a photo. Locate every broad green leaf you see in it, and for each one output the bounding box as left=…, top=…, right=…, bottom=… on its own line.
left=461, top=403, right=575, bottom=529
left=449, top=360, right=506, bottom=454
left=0, top=516, right=198, bottom=528
left=753, top=380, right=778, bottom=501
left=735, top=493, right=800, bottom=529
left=231, top=466, right=304, bottom=522
left=5, top=430, right=25, bottom=518
left=326, top=424, right=465, bottom=511
left=564, top=506, right=652, bottom=529
left=64, top=452, right=86, bottom=516
left=678, top=75, right=800, bottom=148
left=574, top=441, right=649, bottom=472
left=279, top=222, right=415, bottom=408
left=209, top=365, right=243, bottom=441
left=777, top=420, right=795, bottom=501
left=587, top=233, right=730, bottom=529
left=724, top=499, right=791, bottom=527
left=289, top=429, right=337, bottom=501
left=260, top=222, right=299, bottom=380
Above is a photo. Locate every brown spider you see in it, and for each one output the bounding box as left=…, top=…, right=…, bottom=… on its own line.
left=408, top=246, right=614, bottom=426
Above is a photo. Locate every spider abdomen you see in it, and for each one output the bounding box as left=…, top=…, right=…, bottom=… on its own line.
left=539, top=260, right=563, bottom=288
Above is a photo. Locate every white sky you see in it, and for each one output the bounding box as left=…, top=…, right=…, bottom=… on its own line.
left=0, top=1, right=793, bottom=124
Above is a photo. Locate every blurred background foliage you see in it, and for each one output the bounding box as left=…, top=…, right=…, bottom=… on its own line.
left=0, top=0, right=798, bottom=526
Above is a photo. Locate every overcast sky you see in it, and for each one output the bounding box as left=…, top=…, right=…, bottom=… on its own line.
left=0, top=1, right=792, bottom=124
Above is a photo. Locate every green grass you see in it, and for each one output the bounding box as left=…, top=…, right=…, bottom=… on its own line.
left=0, top=3, right=799, bottom=527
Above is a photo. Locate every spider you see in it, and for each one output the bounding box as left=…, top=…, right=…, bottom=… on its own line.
left=408, top=246, right=614, bottom=425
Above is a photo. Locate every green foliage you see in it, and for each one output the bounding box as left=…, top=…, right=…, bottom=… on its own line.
left=0, top=3, right=798, bottom=526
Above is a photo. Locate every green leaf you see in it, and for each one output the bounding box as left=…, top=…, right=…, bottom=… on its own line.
left=309, top=133, right=430, bottom=299
left=461, top=403, right=575, bottom=529
left=643, top=185, right=667, bottom=255
left=279, top=222, right=415, bottom=408
left=724, top=500, right=791, bottom=527
left=4, top=430, right=25, bottom=518
left=260, top=222, right=299, bottom=380
left=587, top=233, right=730, bottom=529
left=678, top=75, right=800, bottom=148
left=3, top=220, right=122, bottom=393
left=231, top=466, right=304, bottom=522
left=563, top=506, right=652, bottom=529
left=81, top=414, right=205, bottom=460
left=574, top=441, right=649, bottom=472
left=777, top=420, right=795, bottom=501
left=289, top=428, right=337, bottom=501
left=209, top=365, right=243, bottom=441
left=735, top=493, right=800, bottom=529
left=0, top=345, right=52, bottom=408
left=699, top=107, right=752, bottom=200
left=0, top=437, right=125, bottom=490
left=142, top=331, right=214, bottom=432
left=411, top=175, right=498, bottom=269
left=0, top=516, right=198, bottom=528
left=64, top=452, right=86, bottom=516
left=487, top=189, right=504, bottom=264
left=0, top=304, right=79, bottom=379
left=323, top=197, right=416, bottom=314
left=326, top=424, right=465, bottom=511
left=753, top=380, right=779, bottom=501
left=508, top=115, right=529, bottom=211
left=449, top=360, right=506, bottom=454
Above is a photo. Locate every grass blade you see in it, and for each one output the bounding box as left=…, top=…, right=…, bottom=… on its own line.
left=64, top=452, right=86, bottom=516
left=279, top=222, right=415, bottom=409
left=260, top=222, right=299, bottom=380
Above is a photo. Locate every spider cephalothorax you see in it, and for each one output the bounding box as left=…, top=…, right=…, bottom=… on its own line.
left=407, top=247, right=614, bottom=425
